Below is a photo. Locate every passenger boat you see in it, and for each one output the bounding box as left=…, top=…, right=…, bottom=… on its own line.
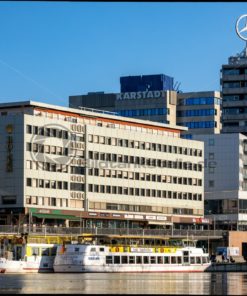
left=53, top=242, right=211, bottom=273
left=0, top=243, right=57, bottom=273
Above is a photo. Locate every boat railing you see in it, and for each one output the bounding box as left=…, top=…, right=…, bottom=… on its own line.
left=0, top=225, right=224, bottom=238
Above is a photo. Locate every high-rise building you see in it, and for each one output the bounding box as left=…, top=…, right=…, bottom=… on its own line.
left=0, top=100, right=205, bottom=231
left=221, top=49, right=247, bottom=134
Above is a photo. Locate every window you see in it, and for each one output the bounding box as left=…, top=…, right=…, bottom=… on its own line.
left=106, top=256, right=113, bottom=264
left=26, top=125, right=32, bottom=134
left=209, top=139, right=215, bottom=146
left=143, top=256, right=149, bottom=264
left=113, top=256, right=120, bottom=264
left=209, top=180, right=214, bottom=187
left=2, top=196, right=16, bottom=205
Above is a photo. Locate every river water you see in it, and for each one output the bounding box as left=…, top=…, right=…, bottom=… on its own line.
left=1, top=272, right=247, bottom=294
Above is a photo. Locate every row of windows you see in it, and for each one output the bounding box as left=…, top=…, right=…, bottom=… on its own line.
left=26, top=195, right=84, bottom=209
left=222, top=95, right=247, bottom=102
left=117, top=108, right=169, bottom=117
left=179, top=97, right=221, bottom=106
left=177, top=109, right=216, bottom=117
left=222, top=122, right=239, bottom=127
left=26, top=125, right=70, bottom=139
left=89, top=201, right=203, bottom=215
left=26, top=178, right=69, bottom=190
left=88, top=184, right=202, bottom=201
left=26, top=160, right=85, bottom=176
left=32, top=110, right=178, bottom=138
left=223, top=107, right=247, bottom=115
left=88, top=168, right=202, bottom=186
left=223, top=82, right=247, bottom=88
left=26, top=142, right=69, bottom=156
left=222, top=68, right=243, bottom=75
left=88, top=151, right=203, bottom=172
left=105, top=255, right=208, bottom=265
left=88, top=135, right=202, bottom=157
left=26, top=195, right=68, bottom=207
left=179, top=121, right=216, bottom=129
left=26, top=160, right=68, bottom=173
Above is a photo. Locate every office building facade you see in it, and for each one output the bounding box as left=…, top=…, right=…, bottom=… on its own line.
left=193, top=133, right=247, bottom=231
left=0, top=101, right=205, bottom=230
left=177, top=91, right=222, bottom=139
left=70, top=75, right=222, bottom=137
left=221, top=51, right=247, bottom=134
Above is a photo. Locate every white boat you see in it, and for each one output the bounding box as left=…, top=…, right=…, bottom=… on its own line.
left=54, top=243, right=211, bottom=273
left=0, top=243, right=57, bottom=273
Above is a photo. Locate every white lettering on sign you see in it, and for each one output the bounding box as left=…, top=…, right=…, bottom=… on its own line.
left=146, top=215, right=156, bottom=220
left=131, top=247, right=154, bottom=253
left=116, top=90, right=165, bottom=100
left=134, top=215, right=144, bottom=219
left=124, top=214, right=134, bottom=219
left=156, top=216, right=167, bottom=221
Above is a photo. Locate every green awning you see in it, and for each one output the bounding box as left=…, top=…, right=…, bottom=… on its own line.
left=32, top=213, right=80, bottom=220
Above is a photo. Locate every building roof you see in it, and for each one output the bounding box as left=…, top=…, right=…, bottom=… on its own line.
left=0, top=100, right=187, bottom=132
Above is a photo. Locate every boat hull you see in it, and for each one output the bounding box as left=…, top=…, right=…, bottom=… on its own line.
left=0, top=258, right=54, bottom=274
left=54, top=264, right=210, bottom=273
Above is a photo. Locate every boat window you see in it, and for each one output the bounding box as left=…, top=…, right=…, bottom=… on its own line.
left=51, top=247, right=57, bottom=256
left=99, top=247, right=105, bottom=252
left=41, top=248, right=49, bottom=256
left=129, top=256, right=135, bottom=264
left=136, top=256, right=142, bottom=264
left=106, top=256, right=113, bottom=264
left=143, top=256, right=149, bottom=264
left=171, top=257, right=177, bottom=264
left=32, top=247, right=39, bottom=256
left=164, top=257, right=169, bottom=264
left=196, top=257, right=201, bottom=264
left=177, top=257, right=182, bottom=264
left=157, top=256, right=163, bottom=264
left=75, top=247, right=80, bottom=252
left=190, top=257, right=195, bottom=264
left=121, top=256, right=128, bottom=264
left=90, top=247, right=96, bottom=252
left=114, top=256, right=120, bottom=264
left=150, top=256, right=156, bottom=264
left=202, top=257, right=207, bottom=264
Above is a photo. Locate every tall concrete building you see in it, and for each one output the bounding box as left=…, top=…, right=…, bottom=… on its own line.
left=177, top=91, right=222, bottom=139
left=193, top=133, right=247, bottom=231
left=0, top=100, right=206, bottom=231
left=221, top=49, right=247, bottom=134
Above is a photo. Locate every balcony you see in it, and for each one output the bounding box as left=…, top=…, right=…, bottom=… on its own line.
left=222, top=87, right=247, bottom=95
left=222, top=100, right=247, bottom=108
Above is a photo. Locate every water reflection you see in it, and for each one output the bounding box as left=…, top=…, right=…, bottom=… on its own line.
left=1, top=272, right=247, bottom=294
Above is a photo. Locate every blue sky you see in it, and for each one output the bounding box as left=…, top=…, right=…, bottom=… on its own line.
left=0, top=2, right=247, bottom=106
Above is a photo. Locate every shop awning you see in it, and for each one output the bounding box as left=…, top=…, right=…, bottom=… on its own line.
left=32, top=213, right=80, bottom=220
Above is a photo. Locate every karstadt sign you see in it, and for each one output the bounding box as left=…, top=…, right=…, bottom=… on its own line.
left=116, top=90, right=167, bottom=100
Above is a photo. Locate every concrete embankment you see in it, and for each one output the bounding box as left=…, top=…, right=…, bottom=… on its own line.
left=206, top=263, right=247, bottom=272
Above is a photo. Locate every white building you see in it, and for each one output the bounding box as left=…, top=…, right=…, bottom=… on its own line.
left=193, top=133, right=247, bottom=230
left=0, top=101, right=205, bottom=230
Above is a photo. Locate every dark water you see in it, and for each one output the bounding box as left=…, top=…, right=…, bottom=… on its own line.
left=1, top=272, right=247, bottom=294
